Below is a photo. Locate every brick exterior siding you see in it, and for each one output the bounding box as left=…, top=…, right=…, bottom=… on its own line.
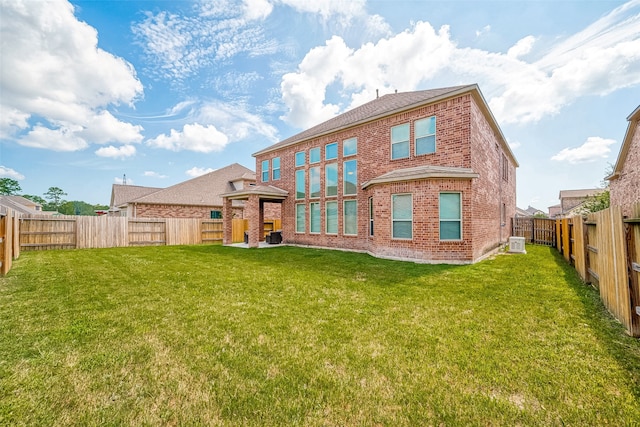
left=255, top=92, right=516, bottom=263
left=610, top=119, right=640, bottom=217
left=132, top=203, right=243, bottom=219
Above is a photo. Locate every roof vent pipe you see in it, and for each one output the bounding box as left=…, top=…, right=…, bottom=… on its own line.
left=376, top=89, right=379, bottom=98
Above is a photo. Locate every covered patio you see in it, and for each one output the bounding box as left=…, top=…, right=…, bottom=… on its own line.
left=221, top=185, right=288, bottom=248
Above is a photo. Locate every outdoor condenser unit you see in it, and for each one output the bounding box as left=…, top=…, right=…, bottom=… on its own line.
left=508, top=236, right=526, bottom=254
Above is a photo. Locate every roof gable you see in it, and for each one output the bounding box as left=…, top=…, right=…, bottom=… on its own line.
left=608, top=104, right=640, bottom=180
left=110, top=184, right=163, bottom=208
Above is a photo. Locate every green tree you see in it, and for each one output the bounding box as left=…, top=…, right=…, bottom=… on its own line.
left=579, top=189, right=610, bottom=214
left=22, top=194, right=47, bottom=206
left=43, top=187, right=67, bottom=211
left=0, top=178, right=21, bottom=195
left=58, top=201, right=109, bottom=216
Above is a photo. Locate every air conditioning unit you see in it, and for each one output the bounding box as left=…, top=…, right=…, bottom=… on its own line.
left=508, top=236, right=526, bottom=254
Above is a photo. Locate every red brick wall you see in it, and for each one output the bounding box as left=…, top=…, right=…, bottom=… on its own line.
left=134, top=203, right=243, bottom=219
left=610, top=120, right=640, bottom=217
left=256, top=93, right=516, bottom=263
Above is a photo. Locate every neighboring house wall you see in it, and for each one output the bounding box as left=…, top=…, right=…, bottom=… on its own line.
left=609, top=108, right=640, bottom=217
left=133, top=203, right=243, bottom=219
left=254, top=88, right=516, bottom=263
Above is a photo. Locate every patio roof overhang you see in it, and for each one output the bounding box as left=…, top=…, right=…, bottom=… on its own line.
left=221, top=184, right=289, bottom=201
left=362, top=165, right=479, bottom=190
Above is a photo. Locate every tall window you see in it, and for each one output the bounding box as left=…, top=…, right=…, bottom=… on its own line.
left=502, top=154, right=509, bottom=181
left=415, top=116, right=436, bottom=155
left=391, top=123, right=410, bottom=159
left=310, top=166, right=320, bottom=198
left=295, top=151, right=305, bottom=167
left=261, top=160, right=269, bottom=182
left=392, top=194, right=412, bottom=239
left=295, top=204, right=305, bottom=233
left=368, top=197, right=374, bottom=237
left=440, top=193, right=462, bottom=240
left=295, top=169, right=305, bottom=199
left=310, top=147, right=321, bottom=164
left=343, top=137, right=357, bottom=157
left=325, top=142, right=337, bottom=160
left=343, top=200, right=357, bottom=235
left=343, top=160, right=357, bottom=195
left=210, top=210, right=222, bottom=219
left=272, top=157, right=281, bottom=180
left=326, top=201, right=338, bottom=234
left=325, top=163, right=337, bottom=197
left=310, top=202, right=320, bottom=233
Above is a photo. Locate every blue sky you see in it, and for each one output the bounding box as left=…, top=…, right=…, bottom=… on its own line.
left=1, top=0, right=639, bottom=211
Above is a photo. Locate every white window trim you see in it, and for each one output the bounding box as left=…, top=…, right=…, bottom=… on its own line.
left=391, top=193, right=413, bottom=240
left=325, top=201, right=338, bottom=235
left=295, top=203, right=306, bottom=233
left=325, top=142, right=338, bottom=160
left=343, top=137, right=357, bottom=157
left=261, top=160, right=269, bottom=182
left=295, top=169, right=305, bottom=200
left=309, top=202, right=321, bottom=234
left=439, top=192, right=463, bottom=241
left=272, top=157, right=281, bottom=181
left=414, top=116, right=436, bottom=156
left=390, top=123, right=410, bottom=160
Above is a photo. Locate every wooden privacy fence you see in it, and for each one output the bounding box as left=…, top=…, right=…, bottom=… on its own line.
left=511, top=217, right=556, bottom=246
left=556, top=204, right=640, bottom=337
left=0, top=210, right=20, bottom=276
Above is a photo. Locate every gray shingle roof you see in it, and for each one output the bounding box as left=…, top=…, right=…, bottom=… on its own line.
left=130, top=163, right=255, bottom=206
left=254, top=84, right=477, bottom=156
left=221, top=184, right=289, bottom=200
left=110, top=184, right=163, bottom=208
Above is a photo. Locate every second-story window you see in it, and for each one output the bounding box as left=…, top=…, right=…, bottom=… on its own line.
left=310, top=147, right=321, bottom=164
left=343, top=159, right=357, bottom=195
left=295, top=151, right=305, bottom=167
left=325, top=142, right=337, bottom=160
left=415, top=116, right=436, bottom=155
left=391, top=123, right=410, bottom=159
left=343, top=137, right=357, bottom=157
left=310, top=166, right=320, bottom=198
left=261, top=160, right=269, bottom=182
left=272, top=157, right=281, bottom=180
left=325, top=163, right=337, bottom=197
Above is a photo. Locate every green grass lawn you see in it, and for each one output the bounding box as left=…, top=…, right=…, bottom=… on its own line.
left=1, top=244, right=639, bottom=426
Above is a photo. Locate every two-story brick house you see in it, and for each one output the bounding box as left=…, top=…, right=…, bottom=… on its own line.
left=222, top=84, right=518, bottom=263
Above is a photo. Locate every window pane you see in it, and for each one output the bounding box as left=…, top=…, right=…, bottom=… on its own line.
left=392, top=194, right=412, bottom=220
left=325, top=163, right=337, bottom=196
left=416, top=135, right=435, bottom=155
left=440, top=221, right=461, bottom=240
left=310, top=202, right=320, bottom=233
left=392, top=141, right=409, bottom=159
left=295, top=170, right=305, bottom=199
left=440, top=193, right=461, bottom=220
left=325, top=143, right=337, bottom=160
left=296, top=204, right=305, bottom=233
left=326, top=201, right=338, bottom=234
left=310, top=147, right=320, bottom=163
left=210, top=210, right=222, bottom=219
left=343, top=160, right=357, bottom=195
left=393, top=221, right=412, bottom=239
left=295, top=151, right=305, bottom=167
left=344, top=200, right=357, bottom=235
left=415, top=116, right=436, bottom=136
left=369, top=197, right=374, bottom=236
left=261, top=160, right=269, bottom=182
left=343, top=137, right=357, bottom=156
left=310, top=167, right=320, bottom=198
left=391, top=123, right=409, bottom=142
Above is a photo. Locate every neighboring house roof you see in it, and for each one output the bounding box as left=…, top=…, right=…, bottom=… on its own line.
left=608, top=104, right=640, bottom=181
left=0, top=195, right=42, bottom=215
left=128, top=163, right=255, bottom=207
left=558, top=189, right=604, bottom=199
left=362, top=165, right=479, bottom=189
left=515, top=207, right=530, bottom=217
left=254, top=84, right=518, bottom=167
left=524, top=205, right=544, bottom=215
left=110, top=184, right=163, bottom=209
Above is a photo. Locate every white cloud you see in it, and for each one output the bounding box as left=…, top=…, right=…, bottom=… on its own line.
left=0, top=0, right=144, bottom=150
left=243, top=0, right=273, bottom=20
left=144, top=171, right=168, bottom=178
left=197, top=101, right=279, bottom=142
left=507, top=35, right=536, bottom=58
left=551, top=136, right=616, bottom=164
left=508, top=140, right=522, bottom=150
left=95, top=145, right=137, bottom=159
left=0, top=166, right=25, bottom=180
left=280, top=2, right=640, bottom=128
left=476, top=25, right=491, bottom=38
left=146, top=123, right=229, bottom=152
left=186, top=166, right=215, bottom=177
left=81, top=111, right=144, bottom=145
left=20, top=126, right=88, bottom=151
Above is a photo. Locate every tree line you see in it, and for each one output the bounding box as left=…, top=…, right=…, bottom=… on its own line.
left=0, top=178, right=108, bottom=216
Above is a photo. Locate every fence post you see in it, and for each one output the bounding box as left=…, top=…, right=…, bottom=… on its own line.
left=625, top=205, right=640, bottom=337
left=573, top=216, right=588, bottom=282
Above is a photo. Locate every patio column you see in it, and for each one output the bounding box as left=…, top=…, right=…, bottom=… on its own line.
left=246, top=194, right=260, bottom=248
left=222, top=196, right=233, bottom=245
